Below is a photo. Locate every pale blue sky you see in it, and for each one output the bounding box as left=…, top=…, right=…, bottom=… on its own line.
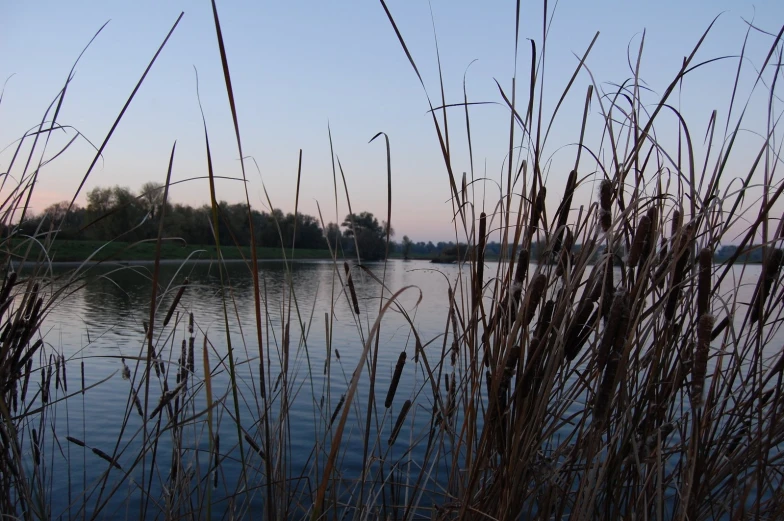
left=1, top=1, right=782, bottom=242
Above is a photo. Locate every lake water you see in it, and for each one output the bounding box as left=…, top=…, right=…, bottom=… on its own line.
left=20, top=259, right=779, bottom=519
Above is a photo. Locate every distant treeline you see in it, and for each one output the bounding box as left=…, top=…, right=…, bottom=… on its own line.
left=10, top=184, right=760, bottom=263
left=7, top=184, right=440, bottom=261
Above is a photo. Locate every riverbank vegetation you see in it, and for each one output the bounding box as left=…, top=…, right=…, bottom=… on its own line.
left=1, top=1, right=783, bottom=519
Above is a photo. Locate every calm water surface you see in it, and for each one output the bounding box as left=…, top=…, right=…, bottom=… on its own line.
left=31, top=259, right=777, bottom=519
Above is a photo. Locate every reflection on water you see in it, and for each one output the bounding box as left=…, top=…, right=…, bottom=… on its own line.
left=32, top=260, right=777, bottom=518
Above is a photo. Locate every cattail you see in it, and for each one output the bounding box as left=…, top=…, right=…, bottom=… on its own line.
left=534, top=300, right=555, bottom=345
left=334, top=349, right=341, bottom=361
left=188, top=337, right=195, bottom=374
left=121, top=358, right=131, bottom=380
left=597, top=291, right=629, bottom=372
left=599, top=180, right=612, bottom=232
left=150, top=382, right=186, bottom=419
left=60, top=355, right=67, bottom=392
left=385, top=351, right=407, bottom=408
left=523, top=274, right=547, bottom=325
left=556, top=170, right=578, bottom=231
left=627, top=215, right=651, bottom=268
left=92, top=447, right=122, bottom=470
left=31, top=428, right=40, bottom=466
left=692, top=314, right=714, bottom=407
left=388, top=399, right=413, bottom=446
left=556, top=228, right=574, bottom=277
left=21, top=358, right=32, bottom=404
left=344, top=262, right=360, bottom=315
left=751, top=248, right=783, bottom=323
left=671, top=209, right=682, bottom=238
left=529, top=187, right=547, bottom=238
left=665, top=225, right=694, bottom=321
left=697, top=248, right=713, bottom=317
left=0, top=270, right=17, bottom=311
left=244, top=434, right=265, bottom=458
left=565, top=301, right=596, bottom=361
left=163, top=278, right=189, bottom=328
left=131, top=388, right=144, bottom=418
left=54, top=355, right=61, bottom=391
left=81, top=361, right=85, bottom=395
left=13, top=339, right=42, bottom=374
left=66, top=436, right=86, bottom=448
left=329, top=394, right=345, bottom=427
left=474, top=213, right=487, bottom=309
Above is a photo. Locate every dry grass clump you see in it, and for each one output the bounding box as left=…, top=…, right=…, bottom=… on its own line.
left=1, top=1, right=783, bottom=520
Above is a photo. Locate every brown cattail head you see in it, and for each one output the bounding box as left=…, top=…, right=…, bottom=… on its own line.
left=66, top=436, right=86, bottom=447
left=474, top=213, right=487, bottom=309
left=697, top=248, right=713, bottom=317
left=556, top=228, right=574, bottom=277
left=642, top=207, right=658, bottom=263
left=671, top=208, right=682, bottom=238
left=388, top=399, right=413, bottom=446
left=344, top=262, right=360, bottom=315
left=524, top=274, right=547, bottom=325
left=514, top=249, right=530, bottom=289
left=692, top=314, right=714, bottom=408
left=599, top=180, right=612, bottom=232
left=385, top=351, right=407, bottom=408
left=597, top=290, right=630, bottom=372
left=751, top=248, right=784, bottom=324
left=557, top=170, right=578, bottom=229
left=530, top=187, right=547, bottom=237
left=329, top=394, right=346, bottom=427
left=627, top=215, right=651, bottom=268
left=163, top=278, right=189, bottom=328
left=92, top=447, right=122, bottom=470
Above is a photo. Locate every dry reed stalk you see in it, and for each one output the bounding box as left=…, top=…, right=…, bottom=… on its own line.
left=692, top=314, right=714, bottom=408
left=163, top=278, right=188, bottom=328
left=599, top=180, right=612, bottom=232
left=697, top=248, right=712, bottom=317
left=388, top=399, right=412, bottom=446
left=344, top=262, right=360, bottom=315
left=385, top=351, right=407, bottom=408
left=213, top=434, right=220, bottom=488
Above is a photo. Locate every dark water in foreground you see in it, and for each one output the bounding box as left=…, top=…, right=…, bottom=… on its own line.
left=25, top=260, right=776, bottom=519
